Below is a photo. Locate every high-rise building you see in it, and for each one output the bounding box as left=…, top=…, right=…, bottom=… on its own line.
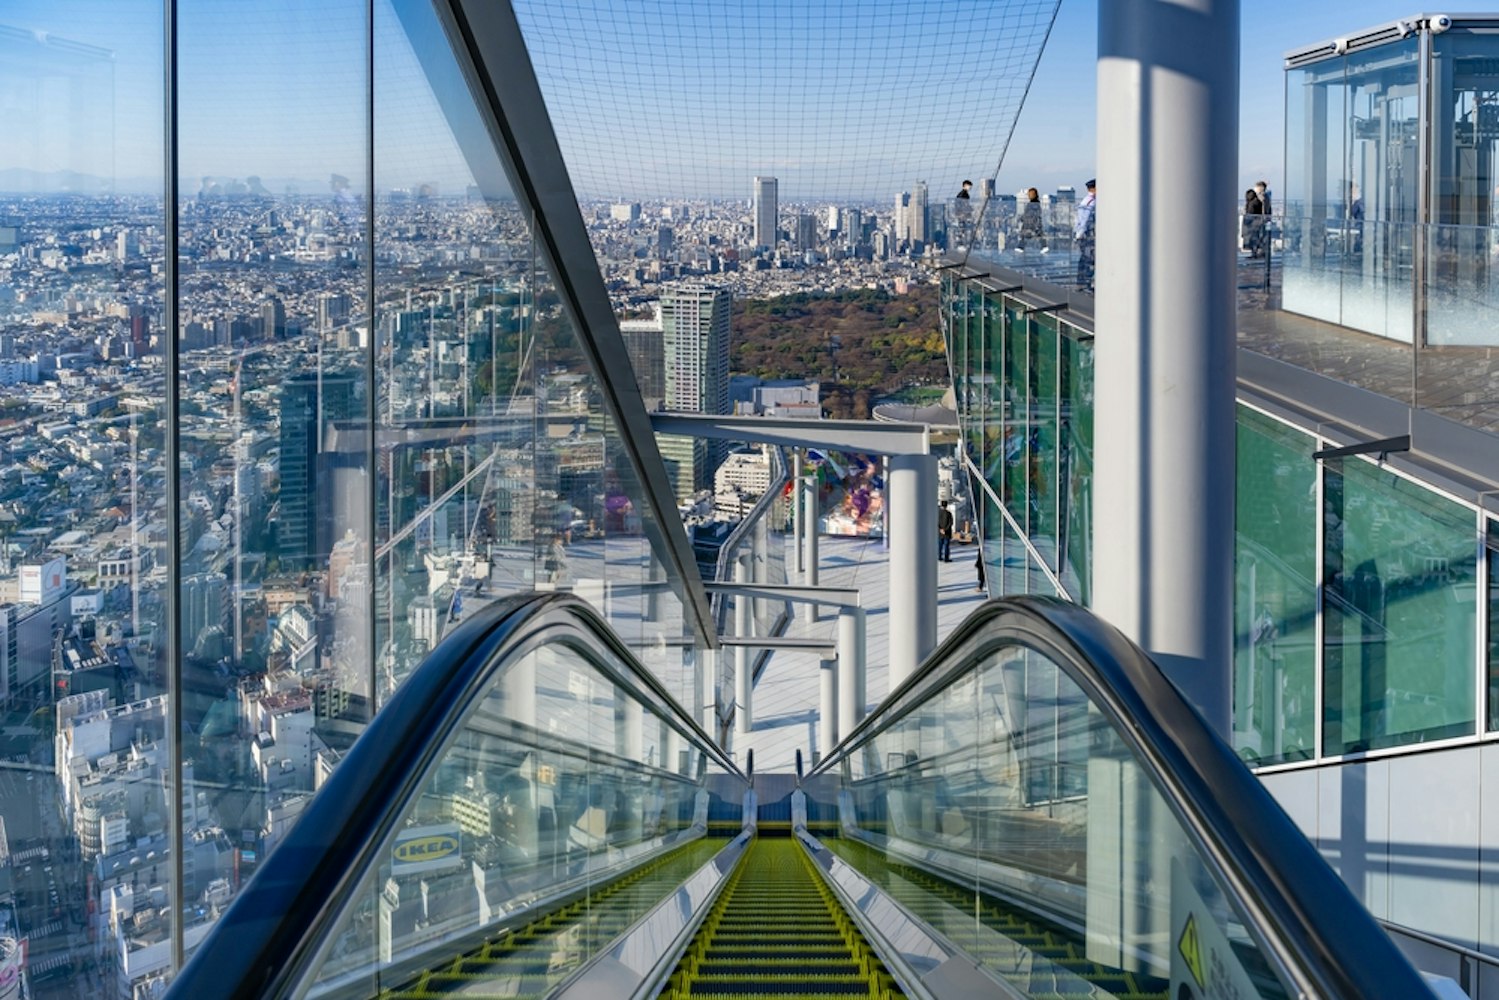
left=796, top=214, right=818, bottom=250
left=316, top=292, right=351, bottom=334
left=278, top=372, right=357, bottom=571
left=910, top=180, right=929, bottom=245
left=262, top=297, right=286, bottom=339
left=752, top=176, right=778, bottom=249
left=662, top=283, right=731, bottom=416
left=894, top=191, right=912, bottom=244
left=981, top=177, right=996, bottom=200
left=619, top=307, right=666, bottom=406
left=844, top=208, right=863, bottom=248
left=661, top=283, right=731, bottom=490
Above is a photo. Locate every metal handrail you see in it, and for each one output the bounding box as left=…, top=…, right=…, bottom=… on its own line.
left=710, top=444, right=790, bottom=635
left=167, top=592, right=744, bottom=1000
left=810, top=596, right=1431, bottom=1000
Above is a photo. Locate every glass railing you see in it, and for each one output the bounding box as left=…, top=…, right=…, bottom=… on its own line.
left=801, top=596, right=1432, bottom=999
left=704, top=444, right=791, bottom=737
left=957, top=212, right=1499, bottom=436
left=166, top=592, right=747, bottom=999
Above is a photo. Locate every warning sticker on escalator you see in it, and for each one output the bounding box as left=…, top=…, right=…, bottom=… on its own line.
left=1170, top=857, right=1259, bottom=1000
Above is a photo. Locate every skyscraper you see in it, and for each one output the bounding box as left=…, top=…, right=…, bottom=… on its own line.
left=661, top=282, right=732, bottom=490
left=796, top=214, right=818, bottom=250
left=620, top=307, right=666, bottom=406
left=894, top=191, right=912, bottom=244
left=910, top=180, right=929, bottom=245
left=752, top=176, right=778, bottom=249
left=662, top=283, right=731, bottom=416
left=278, top=372, right=357, bottom=571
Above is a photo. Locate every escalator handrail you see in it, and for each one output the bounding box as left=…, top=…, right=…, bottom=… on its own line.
left=810, top=595, right=1429, bottom=1000
left=167, top=591, right=744, bottom=1000
left=710, top=444, right=789, bottom=633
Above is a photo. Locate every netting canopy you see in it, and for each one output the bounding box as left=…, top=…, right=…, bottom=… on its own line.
left=512, top=0, right=1062, bottom=204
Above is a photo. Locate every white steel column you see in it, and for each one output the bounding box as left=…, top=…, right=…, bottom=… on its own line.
left=819, top=656, right=839, bottom=761
left=888, top=453, right=938, bottom=688
left=1094, top=0, right=1238, bottom=735
left=699, top=646, right=718, bottom=735
left=837, top=607, right=866, bottom=737
left=792, top=448, right=805, bottom=575
left=734, top=553, right=753, bottom=737
left=802, top=474, right=820, bottom=623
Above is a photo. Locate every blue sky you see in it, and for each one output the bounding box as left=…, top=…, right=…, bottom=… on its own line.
left=0, top=1, right=1450, bottom=200
left=1000, top=0, right=1428, bottom=197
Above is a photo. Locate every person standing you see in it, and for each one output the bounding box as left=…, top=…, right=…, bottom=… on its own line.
left=1019, top=187, right=1044, bottom=252
left=1243, top=187, right=1266, bottom=257
left=1075, top=178, right=1097, bottom=291
left=937, top=500, right=953, bottom=562
left=953, top=180, right=974, bottom=248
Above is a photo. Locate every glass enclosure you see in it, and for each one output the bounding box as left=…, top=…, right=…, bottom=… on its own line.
left=1284, top=18, right=1499, bottom=346
left=1283, top=36, right=1419, bottom=343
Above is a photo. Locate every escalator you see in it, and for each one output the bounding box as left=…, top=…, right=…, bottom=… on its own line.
left=168, top=593, right=1436, bottom=1000
left=662, top=837, right=904, bottom=999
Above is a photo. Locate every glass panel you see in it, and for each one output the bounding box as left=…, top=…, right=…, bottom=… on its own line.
left=304, top=638, right=736, bottom=996
left=1059, top=327, right=1093, bottom=605
left=1028, top=314, right=1059, bottom=588
left=1489, top=520, right=1499, bottom=731
left=831, top=642, right=1295, bottom=999
left=0, top=4, right=167, bottom=996
left=1323, top=458, right=1478, bottom=754
left=980, top=292, right=1005, bottom=504
left=1002, top=298, right=1028, bottom=536
left=1234, top=409, right=1317, bottom=764
left=1420, top=30, right=1499, bottom=418
left=964, top=288, right=984, bottom=474
left=177, top=12, right=371, bottom=984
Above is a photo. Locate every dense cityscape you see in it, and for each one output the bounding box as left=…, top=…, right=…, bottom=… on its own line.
left=0, top=173, right=1092, bottom=996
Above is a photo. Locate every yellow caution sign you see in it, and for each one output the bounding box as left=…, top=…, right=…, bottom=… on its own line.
left=1177, top=913, right=1206, bottom=990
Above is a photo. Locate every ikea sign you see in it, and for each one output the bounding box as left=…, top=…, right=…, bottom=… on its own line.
left=391, top=823, right=463, bottom=875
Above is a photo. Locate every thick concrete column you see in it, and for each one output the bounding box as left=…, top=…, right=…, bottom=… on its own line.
left=818, top=656, right=839, bottom=761
left=734, top=553, right=753, bottom=737
left=837, top=607, right=866, bottom=738
left=888, top=453, right=938, bottom=688
left=802, top=475, right=820, bottom=623
left=1094, top=0, right=1238, bottom=735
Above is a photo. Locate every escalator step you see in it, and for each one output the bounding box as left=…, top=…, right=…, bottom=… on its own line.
left=661, top=838, right=904, bottom=998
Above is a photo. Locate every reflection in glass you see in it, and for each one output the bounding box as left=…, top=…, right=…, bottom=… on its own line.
left=1234, top=408, right=1318, bottom=764
left=307, top=639, right=732, bottom=996
left=0, top=3, right=168, bottom=996
left=1058, top=328, right=1092, bottom=604
left=1282, top=40, right=1419, bottom=343
left=1323, top=458, right=1477, bottom=754
left=827, top=642, right=1292, bottom=999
